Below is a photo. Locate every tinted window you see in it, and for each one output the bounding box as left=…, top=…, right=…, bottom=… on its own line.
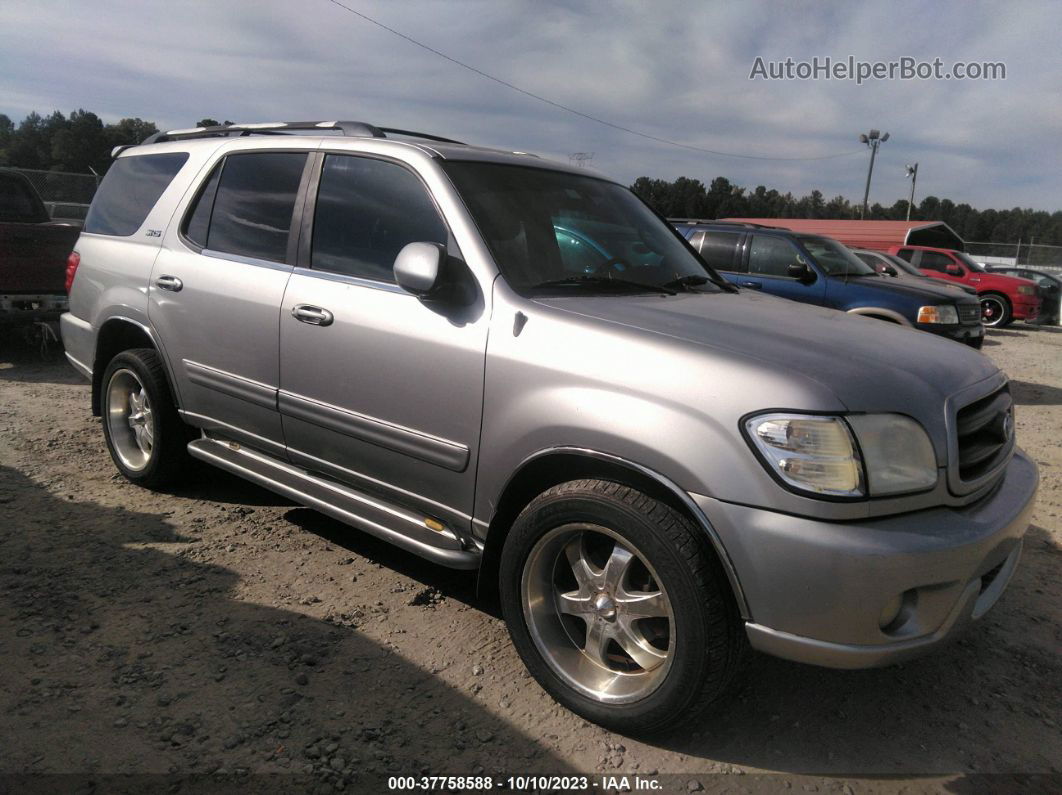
left=182, top=162, right=222, bottom=249
left=895, top=248, right=915, bottom=262
left=798, top=236, right=874, bottom=276
left=699, top=231, right=743, bottom=272
left=208, top=152, right=306, bottom=263
left=84, top=153, right=189, bottom=236
left=311, top=155, right=446, bottom=282
left=0, top=173, right=46, bottom=222
left=748, top=235, right=798, bottom=277
left=920, top=251, right=956, bottom=272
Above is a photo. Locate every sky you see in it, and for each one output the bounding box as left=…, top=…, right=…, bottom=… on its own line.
left=2, top=0, right=1060, bottom=211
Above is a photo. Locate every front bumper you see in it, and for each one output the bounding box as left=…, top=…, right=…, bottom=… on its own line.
left=1012, top=297, right=1040, bottom=320
left=693, top=448, right=1038, bottom=669
left=919, top=321, right=984, bottom=348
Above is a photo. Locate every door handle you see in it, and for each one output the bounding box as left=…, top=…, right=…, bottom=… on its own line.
left=739, top=281, right=762, bottom=290
left=291, top=304, right=334, bottom=326
left=155, top=275, right=183, bottom=292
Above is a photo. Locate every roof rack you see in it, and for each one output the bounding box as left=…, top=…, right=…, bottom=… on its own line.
left=134, top=120, right=465, bottom=149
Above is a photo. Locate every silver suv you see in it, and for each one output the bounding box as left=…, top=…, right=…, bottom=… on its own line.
left=61, top=121, right=1038, bottom=732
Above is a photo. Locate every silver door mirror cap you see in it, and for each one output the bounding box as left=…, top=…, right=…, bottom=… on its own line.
left=394, top=242, right=446, bottom=297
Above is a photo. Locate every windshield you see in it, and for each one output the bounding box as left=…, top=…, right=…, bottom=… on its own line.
left=953, top=251, right=987, bottom=272
left=885, top=253, right=925, bottom=277
left=442, top=162, right=722, bottom=294
left=797, top=236, right=876, bottom=276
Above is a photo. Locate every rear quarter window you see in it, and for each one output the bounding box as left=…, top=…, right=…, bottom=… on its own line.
left=84, top=153, right=189, bottom=236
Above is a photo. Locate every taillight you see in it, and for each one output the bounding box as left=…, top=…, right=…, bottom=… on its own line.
left=65, top=251, right=80, bottom=294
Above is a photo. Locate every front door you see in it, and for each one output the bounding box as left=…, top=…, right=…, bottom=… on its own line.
left=149, top=149, right=310, bottom=454
left=738, top=233, right=827, bottom=304
left=278, top=153, right=489, bottom=533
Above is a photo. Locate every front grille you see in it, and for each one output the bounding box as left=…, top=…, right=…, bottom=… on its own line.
left=955, top=385, right=1013, bottom=482
left=958, top=303, right=981, bottom=324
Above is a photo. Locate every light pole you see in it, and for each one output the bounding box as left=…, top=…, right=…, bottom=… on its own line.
left=905, top=163, right=919, bottom=221
left=858, top=129, right=889, bottom=219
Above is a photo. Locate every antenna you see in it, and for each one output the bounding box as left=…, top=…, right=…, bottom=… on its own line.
left=569, top=152, right=594, bottom=168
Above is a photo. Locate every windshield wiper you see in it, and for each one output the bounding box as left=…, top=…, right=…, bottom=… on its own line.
left=661, top=274, right=712, bottom=292
left=530, top=275, right=677, bottom=295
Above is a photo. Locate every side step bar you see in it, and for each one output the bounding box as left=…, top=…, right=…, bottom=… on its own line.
left=187, top=436, right=480, bottom=570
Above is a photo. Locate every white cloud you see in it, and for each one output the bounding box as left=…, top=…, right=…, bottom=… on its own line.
left=1, top=0, right=1059, bottom=210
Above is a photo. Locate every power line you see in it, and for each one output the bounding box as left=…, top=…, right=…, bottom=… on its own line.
left=322, top=0, right=864, bottom=162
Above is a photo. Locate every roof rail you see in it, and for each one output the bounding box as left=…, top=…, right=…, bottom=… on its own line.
left=134, top=120, right=466, bottom=149
left=667, top=218, right=784, bottom=230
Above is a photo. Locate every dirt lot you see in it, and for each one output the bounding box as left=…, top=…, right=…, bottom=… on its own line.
left=1, top=325, right=1060, bottom=793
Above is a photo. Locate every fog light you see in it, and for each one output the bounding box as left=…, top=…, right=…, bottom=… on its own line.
left=879, top=593, right=904, bottom=630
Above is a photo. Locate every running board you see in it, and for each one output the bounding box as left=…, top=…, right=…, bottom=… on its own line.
left=187, top=436, right=480, bottom=569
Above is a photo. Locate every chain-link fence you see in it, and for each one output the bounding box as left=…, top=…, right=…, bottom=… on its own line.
left=967, top=240, right=1062, bottom=274
left=12, top=168, right=98, bottom=220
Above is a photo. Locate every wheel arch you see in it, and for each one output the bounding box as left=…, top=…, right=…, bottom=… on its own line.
left=845, top=307, right=910, bottom=325
left=92, top=317, right=180, bottom=416
left=476, top=447, right=750, bottom=619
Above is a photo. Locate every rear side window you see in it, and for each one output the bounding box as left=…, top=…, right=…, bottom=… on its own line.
left=206, top=152, right=307, bottom=263
left=0, top=173, right=46, bottom=222
left=310, top=154, right=447, bottom=282
left=698, top=231, right=743, bottom=272
left=748, top=235, right=798, bottom=277
left=894, top=248, right=915, bottom=262
left=84, top=153, right=189, bottom=236
left=920, top=251, right=955, bottom=272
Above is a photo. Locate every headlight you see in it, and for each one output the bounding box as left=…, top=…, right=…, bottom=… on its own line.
left=745, top=413, right=938, bottom=498
left=1017, top=285, right=1036, bottom=295
left=917, top=305, right=959, bottom=324
left=846, top=414, right=938, bottom=494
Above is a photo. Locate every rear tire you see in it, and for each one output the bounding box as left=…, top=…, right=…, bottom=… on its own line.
left=100, top=348, right=193, bottom=489
left=499, top=479, right=745, bottom=734
left=980, top=293, right=1011, bottom=328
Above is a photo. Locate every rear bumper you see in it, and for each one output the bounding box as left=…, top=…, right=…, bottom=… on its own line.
left=58, top=311, right=94, bottom=378
left=693, top=448, right=1038, bottom=669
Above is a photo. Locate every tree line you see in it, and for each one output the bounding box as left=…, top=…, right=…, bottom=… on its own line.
left=0, top=110, right=1057, bottom=248
left=630, top=176, right=1061, bottom=251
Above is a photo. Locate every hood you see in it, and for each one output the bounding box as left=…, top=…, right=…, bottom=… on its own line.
left=876, top=274, right=979, bottom=299
left=834, top=273, right=979, bottom=304
left=535, top=290, right=998, bottom=413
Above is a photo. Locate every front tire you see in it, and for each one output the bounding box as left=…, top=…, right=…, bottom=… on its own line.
left=980, top=293, right=1011, bottom=328
left=499, top=479, right=745, bottom=733
left=101, top=348, right=192, bottom=489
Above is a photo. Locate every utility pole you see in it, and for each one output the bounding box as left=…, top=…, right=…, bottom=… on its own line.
left=904, top=163, right=918, bottom=221
left=858, top=130, right=889, bottom=219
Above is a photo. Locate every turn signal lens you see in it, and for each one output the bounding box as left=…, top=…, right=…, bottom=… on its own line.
left=746, top=415, right=864, bottom=497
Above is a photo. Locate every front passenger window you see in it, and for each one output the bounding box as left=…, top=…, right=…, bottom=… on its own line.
left=748, top=235, right=798, bottom=277
left=311, top=155, right=447, bottom=282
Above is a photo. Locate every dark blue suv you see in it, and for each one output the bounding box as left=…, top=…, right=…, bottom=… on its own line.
left=672, top=220, right=985, bottom=348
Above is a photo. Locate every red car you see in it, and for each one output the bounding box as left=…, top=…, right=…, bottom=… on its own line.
left=888, top=245, right=1040, bottom=328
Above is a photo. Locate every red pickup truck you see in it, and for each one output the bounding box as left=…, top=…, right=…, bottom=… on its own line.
left=888, top=244, right=1041, bottom=328
left=0, top=169, right=81, bottom=327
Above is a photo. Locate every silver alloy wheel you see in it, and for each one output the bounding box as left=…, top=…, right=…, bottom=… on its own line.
left=106, top=368, right=155, bottom=471
left=521, top=523, right=675, bottom=704
left=980, top=295, right=1007, bottom=327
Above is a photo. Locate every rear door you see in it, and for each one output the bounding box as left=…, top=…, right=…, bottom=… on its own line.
left=278, top=152, right=489, bottom=533
left=149, top=149, right=312, bottom=455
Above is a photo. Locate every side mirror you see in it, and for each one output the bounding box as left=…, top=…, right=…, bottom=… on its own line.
left=787, top=262, right=815, bottom=282
left=945, top=264, right=963, bottom=276
left=883, top=265, right=898, bottom=277
left=394, top=242, right=446, bottom=297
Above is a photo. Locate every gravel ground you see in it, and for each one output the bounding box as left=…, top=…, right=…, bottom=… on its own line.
left=1, top=325, right=1060, bottom=794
